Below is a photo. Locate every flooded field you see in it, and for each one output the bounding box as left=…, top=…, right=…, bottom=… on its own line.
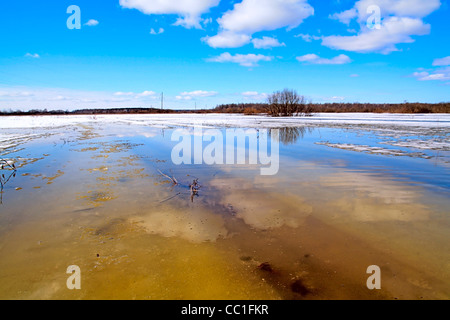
left=0, top=114, right=449, bottom=300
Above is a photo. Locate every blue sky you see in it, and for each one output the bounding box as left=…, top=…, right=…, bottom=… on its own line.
left=0, top=0, right=449, bottom=110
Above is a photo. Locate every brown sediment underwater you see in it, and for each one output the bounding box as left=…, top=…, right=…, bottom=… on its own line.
left=0, top=121, right=448, bottom=300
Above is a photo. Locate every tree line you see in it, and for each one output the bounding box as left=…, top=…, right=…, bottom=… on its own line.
left=214, top=101, right=450, bottom=115
left=215, top=88, right=449, bottom=115
left=1, top=89, right=448, bottom=116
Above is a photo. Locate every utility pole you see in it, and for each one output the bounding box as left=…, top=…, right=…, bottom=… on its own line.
left=161, top=92, right=164, bottom=110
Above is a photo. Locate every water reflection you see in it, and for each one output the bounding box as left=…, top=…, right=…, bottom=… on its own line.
left=273, top=127, right=312, bottom=145
left=319, top=170, right=430, bottom=222
left=0, top=120, right=449, bottom=300
left=0, top=168, right=16, bottom=205
left=210, top=176, right=313, bottom=230
left=132, top=204, right=229, bottom=243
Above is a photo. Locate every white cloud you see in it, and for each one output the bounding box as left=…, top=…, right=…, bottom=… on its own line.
left=202, top=17, right=213, bottom=27
left=322, top=17, right=430, bottom=54
left=433, top=56, right=450, bottom=66
left=204, top=0, right=314, bottom=48
left=325, top=0, right=441, bottom=54
left=413, top=67, right=450, bottom=81
left=295, top=34, right=321, bottom=42
left=114, top=91, right=135, bottom=96
left=84, top=19, right=99, bottom=27
left=0, top=87, right=197, bottom=111
left=296, top=54, right=352, bottom=65
left=242, top=91, right=268, bottom=100
left=176, top=90, right=218, bottom=100
left=329, top=96, right=346, bottom=101
left=150, top=28, right=165, bottom=35
left=207, top=52, right=273, bottom=67
left=202, top=32, right=251, bottom=48
left=137, top=90, right=157, bottom=97
left=114, top=91, right=158, bottom=99
left=25, top=53, right=40, bottom=59
left=175, top=95, right=192, bottom=101
left=119, top=0, right=220, bottom=29
left=352, top=0, right=441, bottom=22
left=0, top=91, right=34, bottom=98
left=218, top=0, right=314, bottom=34
left=252, top=37, right=285, bottom=49
left=330, top=8, right=357, bottom=25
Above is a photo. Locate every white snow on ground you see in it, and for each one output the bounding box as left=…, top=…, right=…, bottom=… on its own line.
left=0, top=133, right=45, bottom=156
left=380, top=139, right=450, bottom=151
left=315, top=142, right=432, bottom=159
left=0, top=113, right=449, bottom=129
left=1, top=113, right=449, bottom=158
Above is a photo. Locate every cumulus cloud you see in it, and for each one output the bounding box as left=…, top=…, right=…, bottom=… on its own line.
left=252, top=37, right=285, bottom=49
left=137, top=90, right=157, bottom=97
left=119, top=0, right=220, bottom=29
left=352, top=0, right=441, bottom=21
left=413, top=67, right=450, bottom=81
left=296, top=54, right=352, bottom=65
left=218, top=0, right=313, bottom=34
left=202, top=32, right=251, bottom=48
left=0, top=87, right=163, bottom=110
left=433, top=56, right=450, bottom=66
left=150, top=27, right=165, bottom=35
left=176, top=90, right=218, bottom=100
left=323, top=17, right=431, bottom=54
left=294, top=33, right=321, bottom=42
left=114, top=91, right=157, bottom=98
left=324, top=0, right=441, bottom=54
left=114, top=91, right=134, bottom=96
left=242, top=91, right=268, bottom=100
left=330, top=8, right=357, bottom=25
left=0, top=90, right=34, bottom=98
left=25, top=53, right=40, bottom=59
left=84, top=19, right=99, bottom=27
left=207, top=52, right=273, bottom=67
left=204, top=0, right=314, bottom=48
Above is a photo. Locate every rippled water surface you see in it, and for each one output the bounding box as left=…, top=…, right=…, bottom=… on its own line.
left=0, top=115, right=449, bottom=300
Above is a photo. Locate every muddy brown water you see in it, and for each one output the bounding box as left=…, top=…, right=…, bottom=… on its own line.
left=0, top=121, right=448, bottom=300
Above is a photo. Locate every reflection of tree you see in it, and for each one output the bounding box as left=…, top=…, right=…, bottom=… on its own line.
left=272, top=127, right=313, bottom=145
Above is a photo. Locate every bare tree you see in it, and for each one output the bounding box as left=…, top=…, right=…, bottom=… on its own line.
left=267, top=89, right=307, bottom=117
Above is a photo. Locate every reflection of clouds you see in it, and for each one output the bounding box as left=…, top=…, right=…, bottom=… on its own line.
left=320, top=172, right=430, bottom=222
left=210, top=177, right=312, bottom=230
left=132, top=206, right=228, bottom=243
left=106, top=126, right=162, bottom=139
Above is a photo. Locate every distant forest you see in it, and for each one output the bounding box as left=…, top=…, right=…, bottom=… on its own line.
left=0, top=102, right=449, bottom=116
left=212, top=102, right=450, bottom=114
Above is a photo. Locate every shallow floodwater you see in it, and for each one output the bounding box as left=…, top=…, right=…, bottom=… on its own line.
left=0, top=117, right=449, bottom=300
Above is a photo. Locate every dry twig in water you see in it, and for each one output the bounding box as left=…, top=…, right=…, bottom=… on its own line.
left=0, top=161, right=17, bottom=205
left=0, top=159, right=16, bottom=170
left=189, top=179, right=201, bottom=202
left=157, top=169, right=178, bottom=186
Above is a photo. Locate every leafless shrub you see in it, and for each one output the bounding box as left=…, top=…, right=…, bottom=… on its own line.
left=267, top=89, right=307, bottom=117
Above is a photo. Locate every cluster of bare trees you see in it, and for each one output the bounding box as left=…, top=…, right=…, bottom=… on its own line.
left=266, top=89, right=310, bottom=117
